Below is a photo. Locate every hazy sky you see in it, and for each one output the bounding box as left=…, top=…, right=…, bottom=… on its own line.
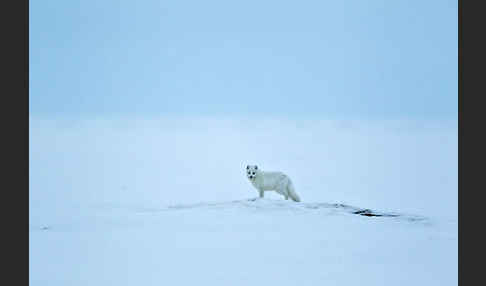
left=30, top=0, right=457, bottom=119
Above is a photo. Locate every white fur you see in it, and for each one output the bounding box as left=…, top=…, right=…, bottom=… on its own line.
left=245, top=165, right=301, bottom=202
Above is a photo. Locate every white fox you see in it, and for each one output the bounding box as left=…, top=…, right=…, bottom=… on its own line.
left=245, top=165, right=301, bottom=202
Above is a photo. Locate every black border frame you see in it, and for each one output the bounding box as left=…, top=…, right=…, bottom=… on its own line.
left=2, top=0, right=29, bottom=285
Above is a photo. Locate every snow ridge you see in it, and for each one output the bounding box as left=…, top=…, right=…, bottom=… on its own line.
left=136, top=198, right=428, bottom=222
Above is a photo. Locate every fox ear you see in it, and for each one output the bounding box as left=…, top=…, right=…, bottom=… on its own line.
left=255, top=166, right=258, bottom=170
left=246, top=165, right=249, bottom=169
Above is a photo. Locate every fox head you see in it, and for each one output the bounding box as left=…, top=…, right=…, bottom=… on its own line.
left=245, top=165, right=259, bottom=180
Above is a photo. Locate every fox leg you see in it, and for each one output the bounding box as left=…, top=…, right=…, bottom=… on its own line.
left=259, top=189, right=264, bottom=198
left=281, top=179, right=290, bottom=200
left=277, top=184, right=288, bottom=200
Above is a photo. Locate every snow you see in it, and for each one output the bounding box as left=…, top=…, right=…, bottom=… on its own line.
left=29, top=117, right=457, bottom=285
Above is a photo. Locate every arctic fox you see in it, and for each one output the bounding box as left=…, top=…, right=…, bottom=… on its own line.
left=245, top=165, right=301, bottom=202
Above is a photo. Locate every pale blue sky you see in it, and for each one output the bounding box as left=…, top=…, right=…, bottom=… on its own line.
left=30, top=0, right=457, bottom=119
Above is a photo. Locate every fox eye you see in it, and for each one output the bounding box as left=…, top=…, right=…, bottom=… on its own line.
left=252, top=172, right=255, bottom=175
